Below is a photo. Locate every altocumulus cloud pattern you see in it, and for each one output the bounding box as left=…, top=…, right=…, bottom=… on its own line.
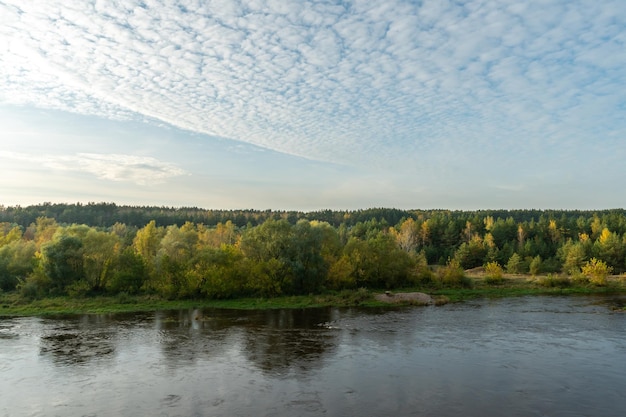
left=1, top=0, right=625, bottom=171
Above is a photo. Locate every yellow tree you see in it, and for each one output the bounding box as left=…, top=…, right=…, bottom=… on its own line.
left=393, top=218, right=418, bottom=253
left=581, top=258, right=612, bottom=286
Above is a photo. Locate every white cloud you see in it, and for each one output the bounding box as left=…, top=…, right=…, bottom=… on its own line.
left=0, top=151, right=186, bottom=185
left=0, top=0, right=624, bottom=179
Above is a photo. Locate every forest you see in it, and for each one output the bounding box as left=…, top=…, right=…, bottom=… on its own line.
left=1, top=203, right=625, bottom=299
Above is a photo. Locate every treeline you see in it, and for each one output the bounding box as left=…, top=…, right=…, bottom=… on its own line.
left=1, top=204, right=626, bottom=299
left=0, top=202, right=414, bottom=229
left=2, top=202, right=623, bottom=229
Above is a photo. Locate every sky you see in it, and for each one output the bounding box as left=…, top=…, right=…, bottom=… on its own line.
left=1, top=0, right=625, bottom=211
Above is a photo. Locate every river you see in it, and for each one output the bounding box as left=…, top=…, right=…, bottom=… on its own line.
left=1, top=295, right=625, bottom=417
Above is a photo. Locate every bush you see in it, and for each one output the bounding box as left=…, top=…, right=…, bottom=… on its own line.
left=537, top=273, right=571, bottom=288
left=484, top=261, right=505, bottom=284
left=66, top=280, right=91, bottom=298
left=581, top=258, right=612, bottom=286
left=569, top=269, right=590, bottom=285
left=18, top=267, right=51, bottom=300
left=529, top=255, right=542, bottom=276
left=437, top=259, right=472, bottom=288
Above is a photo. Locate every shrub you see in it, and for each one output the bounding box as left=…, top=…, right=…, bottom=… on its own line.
left=529, top=255, right=542, bottom=276
left=538, top=273, right=571, bottom=288
left=569, top=268, right=590, bottom=285
left=66, top=280, right=91, bottom=298
left=18, top=267, right=51, bottom=300
left=437, top=258, right=472, bottom=288
left=581, top=258, right=612, bottom=286
left=506, top=253, right=523, bottom=274
left=484, top=261, right=505, bottom=284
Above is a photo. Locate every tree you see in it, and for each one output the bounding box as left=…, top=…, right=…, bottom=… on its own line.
left=326, top=255, right=356, bottom=290
left=42, top=234, right=84, bottom=294
left=484, top=261, right=504, bottom=284
left=0, top=240, right=36, bottom=291
left=192, top=245, right=245, bottom=298
left=454, top=235, right=488, bottom=269
left=593, top=228, right=624, bottom=273
left=392, top=218, right=418, bottom=252
left=82, top=229, right=120, bottom=292
left=343, top=233, right=414, bottom=289
left=132, top=220, right=164, bottom=286
left=581, top=258, right=612, bottom=286
left=529, top=255, right=542, bottom=276
left=108, top=247, right=148, bottom=294
left=558, top=239, right=588, bottom=274
left=506, top=253, right=523, bottom=274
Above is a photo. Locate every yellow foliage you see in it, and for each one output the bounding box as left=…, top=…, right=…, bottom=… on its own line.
left=581, top=258, right=612, bottom=286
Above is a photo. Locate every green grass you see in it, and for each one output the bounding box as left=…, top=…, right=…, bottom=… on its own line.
left=0, top=290, right=382, bottom=317
left=1, top=275, right=625, bottom=317
left=429, top=275, right=626, bottom=303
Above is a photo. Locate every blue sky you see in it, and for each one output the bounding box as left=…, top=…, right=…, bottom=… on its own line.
left=1, top=0, right=625, bottom=210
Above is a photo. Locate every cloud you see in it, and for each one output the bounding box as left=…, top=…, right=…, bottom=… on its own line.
left=0, top=0, right=625, bottom=175
left=0, top=151, right=186, bottom=185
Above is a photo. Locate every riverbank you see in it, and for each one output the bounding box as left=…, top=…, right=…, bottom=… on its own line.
left=1, top=274, right=625, bottom=316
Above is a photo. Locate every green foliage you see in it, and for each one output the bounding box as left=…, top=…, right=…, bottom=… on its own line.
left=326, top=255, right=356, bottom=290
left=18, top=259, right=51, bottom=300
left=537, top=273, right=571, bottom=288
left=454, top=235, right=489, bottom=269
left=412, top=251, right=434, bottom=284
left=4, top=205, right=626, bottom=302
left=343, top=233, right=415, bottom=289
left=592, top=228, right=624, bottom=273
left=506, top=253, right=523, bottom=274
left=193, top=245, right=246, bottom=298
left=42, top=234, right=84, bottom=294
left=108, top=248, right=147, bottom=294
left=66, top=280, right=92, bottom=298
left=529, top=255, right=542, bottom=276
left=436, top=258, right=472, bottom=288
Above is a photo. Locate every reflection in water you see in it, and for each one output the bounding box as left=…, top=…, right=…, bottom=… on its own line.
left=241, top=309, right=338, bottom=375
left=1, top=296, right=625, bottom=417
left=39, top=315, right=117, bottom=366
left=152, top=308, right=339, bottom=375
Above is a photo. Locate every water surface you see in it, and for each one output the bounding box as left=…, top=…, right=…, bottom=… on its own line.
left=1, top=296, right=625, bottom=416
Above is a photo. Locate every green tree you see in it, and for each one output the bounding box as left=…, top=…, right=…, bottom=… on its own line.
left=529, top=255, right=542, bottom=276
left=287, top=220, right=329, bottom=294
left=558, top=239, right=588, bottom=274
left=42, top=234, right=84, bottom=294
left=506, top=253, right=523, bottom=274
left=344, top=233, right=414, bottom=289
left=81, top=229, right=120, bottom=292
left=192, top=245, right=245, bottom=298
left=593, top=228, right=624, bottom=272
left=132, top=220, right=164, bottom=288
left=454, top=235, right=488, bottom=269
left=0, top=240, right=36, bottom=291
left=108, top=247, right=148, bottom=294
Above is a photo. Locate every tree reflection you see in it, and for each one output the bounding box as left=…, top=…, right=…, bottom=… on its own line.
left=240, top=308, right=339, bottom=376
left=39, top=315, right=116, bottom=366
left=154, top=308, right=238, bottom=367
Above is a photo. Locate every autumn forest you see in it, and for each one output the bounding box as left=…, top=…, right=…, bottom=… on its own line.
left=1, top=203, right=625, bottom=299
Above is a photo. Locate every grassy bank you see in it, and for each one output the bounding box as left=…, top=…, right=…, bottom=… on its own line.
left=0, top=289, right=380, bottom=317
left=1, top=274, right=625, bottom=317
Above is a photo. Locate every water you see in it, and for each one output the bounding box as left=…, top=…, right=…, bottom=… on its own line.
left=1, top=296, right=625, bottom=417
